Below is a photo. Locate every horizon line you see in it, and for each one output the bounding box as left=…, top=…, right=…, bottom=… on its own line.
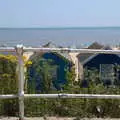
left=0, top=26, right=120, bottom=29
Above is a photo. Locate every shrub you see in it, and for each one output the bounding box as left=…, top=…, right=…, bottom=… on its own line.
left=0, top=54, right=18, bottom=116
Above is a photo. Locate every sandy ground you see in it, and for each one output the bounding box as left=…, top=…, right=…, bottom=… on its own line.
left=0, top=117, right=120, bottom=120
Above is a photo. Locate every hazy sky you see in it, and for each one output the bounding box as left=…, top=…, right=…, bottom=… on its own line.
left=0, top=0, right=120, bottom=27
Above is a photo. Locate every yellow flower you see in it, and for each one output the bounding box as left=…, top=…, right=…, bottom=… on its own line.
left=27, top=61, right=32, bottom=65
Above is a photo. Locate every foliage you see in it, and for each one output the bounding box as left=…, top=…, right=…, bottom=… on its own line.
left=1, top=54, right=120, bottom=118
left=0, top=54, right=18, bottom=116
left=24, top=63, right=120, bottom=118
left=63, top=66, right=76, bottom=92
left=26, top=57, right=58, bottom=93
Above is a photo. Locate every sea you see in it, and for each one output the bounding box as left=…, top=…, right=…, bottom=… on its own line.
left=0, top=27, right=120, bottom=47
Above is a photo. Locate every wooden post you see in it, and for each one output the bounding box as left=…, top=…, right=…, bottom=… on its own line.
left=16, top=45, right=24, bottom=120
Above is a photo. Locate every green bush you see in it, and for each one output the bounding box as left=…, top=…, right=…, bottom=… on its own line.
left=1, top=54, right=120, bottom=118
left=24, top=65, right=120, bottom=118
left=0, top=55, right=18, bottom=116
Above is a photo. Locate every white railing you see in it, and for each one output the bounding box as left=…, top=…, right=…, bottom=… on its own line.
left=1, top=45, right=120, bottom=120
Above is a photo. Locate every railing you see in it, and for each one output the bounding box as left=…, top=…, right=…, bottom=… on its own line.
left=1, top=45, right=120, bottom=120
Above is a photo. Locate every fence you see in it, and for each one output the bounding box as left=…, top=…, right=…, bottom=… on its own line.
left=1, top=45, right=120, bottom=120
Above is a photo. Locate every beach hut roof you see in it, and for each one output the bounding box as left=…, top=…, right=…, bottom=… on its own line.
left=87, top=42, right=104, bottom=49
left=43, top=42, right=57, bottom=48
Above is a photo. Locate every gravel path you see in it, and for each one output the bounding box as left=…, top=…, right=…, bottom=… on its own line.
left=0, top=117, right=120, bottom=120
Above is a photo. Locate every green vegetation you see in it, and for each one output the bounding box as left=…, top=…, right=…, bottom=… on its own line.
left=26, top=58, right=58, bottom=93
left=0, top=55, right=18, bottom=116
left=1, top=54, right=120, bottom=118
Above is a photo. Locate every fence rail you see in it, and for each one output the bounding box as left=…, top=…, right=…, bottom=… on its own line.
left=1, top=45, right=120, bottom=120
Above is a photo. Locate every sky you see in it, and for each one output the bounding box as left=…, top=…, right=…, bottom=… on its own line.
left=0, top=0, right=120, bottom=28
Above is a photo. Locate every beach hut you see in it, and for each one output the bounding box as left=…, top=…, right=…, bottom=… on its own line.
left=77, top=43, right=120, bottom=86
left=27, top=42, right=73, bottom=92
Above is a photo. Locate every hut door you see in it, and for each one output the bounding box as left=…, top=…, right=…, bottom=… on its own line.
left=100, top=64, right=114, bottom=85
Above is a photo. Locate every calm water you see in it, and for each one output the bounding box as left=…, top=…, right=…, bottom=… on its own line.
left=0, top=27, right=120, bottom=47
